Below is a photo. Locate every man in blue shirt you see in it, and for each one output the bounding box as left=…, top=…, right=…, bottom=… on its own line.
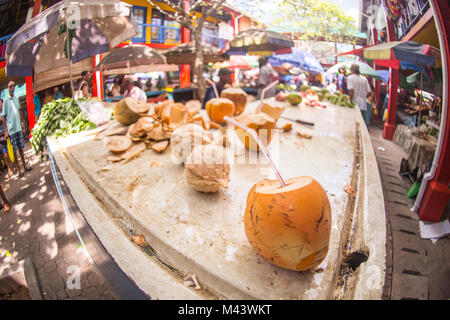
left=0, top=81, right=32, bottom=177
left=202, top=68, right=233, bottom=109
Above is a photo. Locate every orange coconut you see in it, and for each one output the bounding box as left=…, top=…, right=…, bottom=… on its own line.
left=205, top=98, right=235, bottom=124
left=244, top=176, right=331, bottom=271
left=220, top=87, right=248, bottom=115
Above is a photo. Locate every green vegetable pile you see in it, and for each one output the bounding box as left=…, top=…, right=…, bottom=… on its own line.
left=30, top=98, right=96, bottom=155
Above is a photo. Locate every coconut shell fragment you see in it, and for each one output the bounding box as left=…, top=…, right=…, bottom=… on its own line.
left=170, top=124, right=216, bottom=164
left=260, top=102, right=285, bottom=122
left=296, top=127, right=313, bottom=139
left=106, top=136, right=132, bottom=153
left=234, top=113, right=276, bottom=151
left=184, top=144, right=230, bottom=193
left=280, top=123, right=292, bottom=132
left=147, top=125, right=171, bottom=141
left=151, top=140, right=169, bottom=153
left=220, top=87, right=247, bottom=115
left=121, top=142, right=146, bottom=163
left=185, top=100, right=202, bottom=118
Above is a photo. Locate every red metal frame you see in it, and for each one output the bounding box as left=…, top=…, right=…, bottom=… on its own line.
left=383, top=17, right=399, bottom=140
left=92, top=54, right=104, bottom=100
left=417, top=0, right=450, bottom=222
left=24, top=0, right=42, bottom=135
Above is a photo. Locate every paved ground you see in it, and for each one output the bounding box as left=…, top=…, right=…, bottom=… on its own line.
left=0, top=143, right=118, bottom=300
left=0, top=124, right=449, bottom=300
left=368, top=121, right=450, bottom=300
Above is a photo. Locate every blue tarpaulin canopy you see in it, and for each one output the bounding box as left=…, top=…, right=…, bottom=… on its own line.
left=269, top=49, right=324, bottom=74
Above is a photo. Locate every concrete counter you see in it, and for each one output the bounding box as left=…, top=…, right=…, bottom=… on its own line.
left=48, top=98, right=386, bottom=299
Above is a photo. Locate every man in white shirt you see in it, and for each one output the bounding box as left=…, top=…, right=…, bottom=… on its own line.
left=347, top=64, right=372, bottom=126
left=257, top=57, right=278, bottom=99
left=123, top=77, right=147, bottom=103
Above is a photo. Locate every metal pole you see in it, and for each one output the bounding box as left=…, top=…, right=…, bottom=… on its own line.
left=417, top=72, right=423, bottom=127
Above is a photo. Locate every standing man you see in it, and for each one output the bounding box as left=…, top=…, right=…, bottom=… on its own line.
left=0, top=81, right=32, bottom=177
left=336, top=67, right=348, bottom=94
left=202, top=68, right=233, bottom=109
left=123, top=77, right=146, bottom=102
left=347, top=64, right=372, bottom=126
left=74, top=71, right=92, bottom=98
left=256, top=57, right=278, bottom=99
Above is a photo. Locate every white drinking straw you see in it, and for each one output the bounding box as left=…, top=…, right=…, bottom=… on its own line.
left=205, top=78, right=219, bottom=98
left=224, top=116, right=287, bottom=187
left=257, top=80, right=279, bottom=112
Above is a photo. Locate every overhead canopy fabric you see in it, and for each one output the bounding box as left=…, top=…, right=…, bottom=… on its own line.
left=229, top=29, right=294, bottom=56
left=5, top=0, right=136, bottom=77
left=94, top=44, right=166, bottom=71
left=163, top=43, right=225, bottom=65
left=33, top=57, right=93, bottom=93
left=363, top=41, right=437, bottom=69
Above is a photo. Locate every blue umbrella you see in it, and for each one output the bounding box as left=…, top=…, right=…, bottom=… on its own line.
left=375, top=70, right=390, bottom=83
left=269, top=49, right=324, bottom=74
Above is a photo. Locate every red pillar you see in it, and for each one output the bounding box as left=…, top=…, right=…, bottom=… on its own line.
left=25, top=0, right=42, bottom=135
left=383, top=17, right=399, bottom=140
left=372, top=28, right=381, bottom=119
left=25, top=77, right=35, bottom=134
left=180, top=25, right=191, bottom=88
left=417, top=0, right=450, bottom=222
left=92, top=54, right=104, bottom=100
left=179, top=0, right=190, bottom=88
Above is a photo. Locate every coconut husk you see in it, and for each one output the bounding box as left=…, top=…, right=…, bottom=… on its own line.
left=296, top=127, right=313, bottom=139
left=147, top=125, right=172, bottom=141
left=185, top=100, right=202, bottom=118
left=280, top=123, right=292, bottom=132
left=106, top=136, right=133, bottom=153
left=121, top=142, right=146, bottom=163
left=151, top=140, right=169, bottom=153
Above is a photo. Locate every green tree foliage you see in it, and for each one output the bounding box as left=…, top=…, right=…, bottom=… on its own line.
left=227, top=0, right=357, bottom=44
left=278, top=0, right=356, bottom=42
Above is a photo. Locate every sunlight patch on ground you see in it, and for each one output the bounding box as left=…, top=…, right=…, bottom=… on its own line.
left=18, top=221, right=31, bottom=234
left=65, top=214, right=75, bottom=236
left=37, top=222, right=58, bottom=259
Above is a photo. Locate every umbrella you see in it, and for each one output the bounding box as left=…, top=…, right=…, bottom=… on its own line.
left=212, top=55, right=258, bottom=70
left=269, top=49, right=324, bottom=74
left=5, top=0, right=136, bottom=79
left=94, top=44, right=166, bottom=71
left=228, top=28, right=294, bottom=56
left=363, top=41, right=438, bottom=69
left=326, top=61, right=381, bottom=80
left=102, top=64, right=179, bottom=76
left=163, top=43, right=226, bottom=65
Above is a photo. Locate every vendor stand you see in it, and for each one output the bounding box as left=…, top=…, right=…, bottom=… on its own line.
left=45, top=93, right=387, bottom=299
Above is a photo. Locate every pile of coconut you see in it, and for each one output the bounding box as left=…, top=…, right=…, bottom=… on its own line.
left=100, top=89, right=298, bottom=192
left=102, top=98, right=207, bottom=162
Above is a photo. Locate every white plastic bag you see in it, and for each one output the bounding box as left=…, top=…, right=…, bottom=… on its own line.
left=78, top=99, right=110, bottom=126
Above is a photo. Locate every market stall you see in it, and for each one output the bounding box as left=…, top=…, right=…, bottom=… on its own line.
left=43, top=89, right=387, bottom=299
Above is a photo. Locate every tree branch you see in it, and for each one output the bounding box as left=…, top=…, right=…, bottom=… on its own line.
left=146, top=0, right=194, bottom=30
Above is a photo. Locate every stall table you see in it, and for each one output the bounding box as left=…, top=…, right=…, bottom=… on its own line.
left=393, top=124, right=436, bottom=170
left=47, top=98, right=387, bottom=299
